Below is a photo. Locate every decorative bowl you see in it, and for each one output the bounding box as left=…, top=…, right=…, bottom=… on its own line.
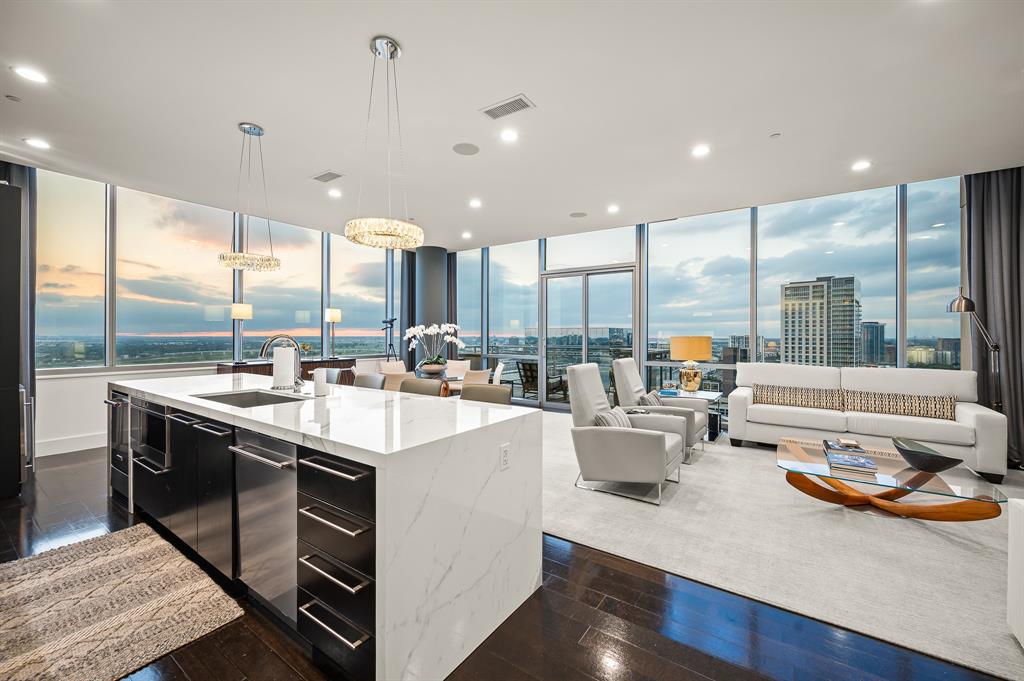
left=892, top=437, right=960, bottom=474
left=415, top=361, right=446, bottom=377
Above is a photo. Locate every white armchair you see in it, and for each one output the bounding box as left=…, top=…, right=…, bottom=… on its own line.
left=612, top=358, right=708, bottom=461
left=568, top=363, right=683, bottom=505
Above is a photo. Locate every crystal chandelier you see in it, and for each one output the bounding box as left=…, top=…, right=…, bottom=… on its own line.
left=219, top=122, right=281, bottom=271
left=345, top=36, right=424, bottom=250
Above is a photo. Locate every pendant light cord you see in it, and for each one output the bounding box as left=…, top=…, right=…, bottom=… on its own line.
left=257, top=134, right=274, bottom=257
left=356, top=55, right=378, bottom=219
left=385, top=53, right=392, bottom=219
left=393, top=59, right=409, bottom=221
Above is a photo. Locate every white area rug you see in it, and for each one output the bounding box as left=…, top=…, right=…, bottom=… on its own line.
left=541, top=411, right=1024, bottom=680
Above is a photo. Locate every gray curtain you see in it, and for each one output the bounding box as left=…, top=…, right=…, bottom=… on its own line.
left=966, top=166, right=1023, bottom=466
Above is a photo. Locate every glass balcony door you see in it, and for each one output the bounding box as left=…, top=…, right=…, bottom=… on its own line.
left=541, top=268, right=635, bottom=407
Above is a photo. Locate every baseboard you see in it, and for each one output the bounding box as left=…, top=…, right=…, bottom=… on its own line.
left=36, top=431, right=106, bottom=457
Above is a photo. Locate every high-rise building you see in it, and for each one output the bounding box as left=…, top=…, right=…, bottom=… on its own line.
left=861, top=321, right=885, bottom=366
left=728, top=334, right=766, bottom=360
left=780, top=275, right=862, bottom=366
left=937, top=337, right=961, bottom=366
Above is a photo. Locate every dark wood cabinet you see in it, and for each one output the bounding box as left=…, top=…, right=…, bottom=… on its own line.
left=195, top=419, right=235, bottom=579
left=217, top=358, right=358, bottom=385
left=165, top=412, right=201, bottom=551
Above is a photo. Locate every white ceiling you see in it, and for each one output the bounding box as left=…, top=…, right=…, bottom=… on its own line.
left=1, top=1, right=1023, bottom=251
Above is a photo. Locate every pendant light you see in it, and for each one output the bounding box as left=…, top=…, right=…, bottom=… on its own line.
left=219, top=122, right=281, bottom=271
left=345, top=36, right=424, bottom=250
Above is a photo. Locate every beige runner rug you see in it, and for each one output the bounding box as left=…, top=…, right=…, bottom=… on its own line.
left=0, top=523, right=243, bottom=681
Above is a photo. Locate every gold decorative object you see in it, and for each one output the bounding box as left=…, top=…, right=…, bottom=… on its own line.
left=670, top=335, right=712, bottom=392
left=218, top=252, right=280, bottom=272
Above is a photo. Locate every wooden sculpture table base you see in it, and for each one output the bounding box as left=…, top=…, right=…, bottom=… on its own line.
left=785, top=470, right=1001, bottom=522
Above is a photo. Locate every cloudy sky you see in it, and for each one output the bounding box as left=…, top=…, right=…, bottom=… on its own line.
left=38, top=168, right=960, bottom=351
left=36, top=170, right=392, bottom=345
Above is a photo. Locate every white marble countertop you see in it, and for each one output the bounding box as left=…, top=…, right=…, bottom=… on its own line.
left=109, top=373, right=536, bottom=466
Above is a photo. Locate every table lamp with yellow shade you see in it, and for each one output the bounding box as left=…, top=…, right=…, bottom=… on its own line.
left=670, top=335, right=712, bottom=392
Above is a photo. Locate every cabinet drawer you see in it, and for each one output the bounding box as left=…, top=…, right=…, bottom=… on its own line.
left=111, top=466, right=128, bottom=498
left=111, top=446, right=129, bottom=475
left=298, top=451, right=375, bottom=521
left=298, top=540, right=374, bottom=634
left=133, top=455, right=172, bottom=520
left=297, top=493, right=375, bottom=577
left=297, top=590, right=374, bottom=681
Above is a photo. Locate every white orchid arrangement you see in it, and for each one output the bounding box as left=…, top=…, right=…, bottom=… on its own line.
left=404, top=322, right=466, bottom=364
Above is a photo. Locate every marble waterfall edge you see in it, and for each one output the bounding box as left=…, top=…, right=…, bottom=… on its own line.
left=377, top=411, right=543, bottom=680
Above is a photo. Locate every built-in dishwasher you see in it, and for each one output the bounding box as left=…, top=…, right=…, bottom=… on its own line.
left=233, top=428, right=297, bottom=623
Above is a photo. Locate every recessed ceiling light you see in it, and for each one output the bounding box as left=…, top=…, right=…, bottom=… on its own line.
left=5, top=94, right=22, bottom=103
left=569, top=212, right=587, bottom=218
left=851, top=159, right=872, bottom=172
left=691, top=143, right=711, bottom=158
left=824, top=250, right=835, bottom=255
left=327, top=188, right=342, bottom=199
left=931, top=222, right=945, bottom=228
left=769, top=132, right=782, bottom=139
left=832, top=221, right=845, bottom=227
left=461, top=231, right=472, bottom=239
left=500, top=128, right=518, bottom=143
left=468, top=198, right=482, bottom=209
left=607, top=204, right=620, bottom=214
left=12, top=66, right=47, bottom=83
left=24, top=137, right=49, bottom=149
left=452, top=142, right=479, bottom=156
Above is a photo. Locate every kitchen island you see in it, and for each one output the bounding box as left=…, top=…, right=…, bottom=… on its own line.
left=107, top=373, right=542, bottom=681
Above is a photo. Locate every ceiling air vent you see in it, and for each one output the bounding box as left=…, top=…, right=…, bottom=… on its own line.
left=480, top=94, right=535, bottom=120
left=312, top=170, right=343, bottom=183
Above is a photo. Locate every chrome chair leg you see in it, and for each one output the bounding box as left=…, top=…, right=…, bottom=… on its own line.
left=575, top=472, right=663, bottom=506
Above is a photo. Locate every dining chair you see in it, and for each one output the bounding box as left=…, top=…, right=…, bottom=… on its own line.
left=445, top=359, right=471, bottom=379
left=353, top=372, right=385, bottom=389
left=400, top=378, right=443, bottom=396
left=463, top=369, right=491, bottom=385
left=378, top=359, right=408, bottom=374
left=460, top=384, right=512, bottom=405
left=492, top=361, right=505, bottom=385
left=382, top=371, right=415, bottom=391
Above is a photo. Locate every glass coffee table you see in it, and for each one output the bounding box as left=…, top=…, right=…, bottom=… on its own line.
left=777, top=438, right=1007, bottom=522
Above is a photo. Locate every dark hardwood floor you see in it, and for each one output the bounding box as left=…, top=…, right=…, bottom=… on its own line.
left=0, top=449, right=998, bottom=681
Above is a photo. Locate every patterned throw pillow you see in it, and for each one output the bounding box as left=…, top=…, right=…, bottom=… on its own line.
left=638, top=391, right=664, bottom=407
left=842, top=389, right=956, bottom=421
left=752, top=383, right=844, bottom=411
left=593, top=406, right=633, bottom=428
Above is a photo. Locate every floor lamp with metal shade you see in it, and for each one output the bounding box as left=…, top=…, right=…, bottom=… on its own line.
left=948, top=287, right=1002, bottom=412
left=231, top=303, right=253, bottom=364
left=325, top=308, right=342, bottom=358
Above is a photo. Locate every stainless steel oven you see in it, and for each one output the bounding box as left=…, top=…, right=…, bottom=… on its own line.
left=130, top=397, right=170, bottom=468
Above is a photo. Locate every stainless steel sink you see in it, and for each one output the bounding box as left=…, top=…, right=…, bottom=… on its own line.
left=192, top=389, right=310, bottom=408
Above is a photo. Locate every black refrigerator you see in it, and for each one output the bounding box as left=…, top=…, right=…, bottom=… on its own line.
left=0, top=181, right=32, bottom=499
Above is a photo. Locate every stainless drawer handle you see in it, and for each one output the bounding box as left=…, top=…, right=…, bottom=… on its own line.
left=299, top=457, right=369, bottom=481
left=167, top=413, right=201, bottom=425
left=230, top=445, right=293, bottom=469
left=299, top=506, right=369, bottom=537
left=134, top=457, right=170, bottom=475
left=193, top=423, right=232, bottom=437
left=299, top=555, right=370, bottom=594
left=103, top=399, right=124, bottom=407
left=299, top=602, right=369, bottom=650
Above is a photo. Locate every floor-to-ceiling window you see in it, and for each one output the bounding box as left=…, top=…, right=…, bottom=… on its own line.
left=328, top=234, right=387, bottom=357
left=757, top=186, right=898, bottom=367
left=240, top=220, right=322, bottom=358
left=455, top=249, right=482, bottom=357
left=115, top=188, right=234, bottom=364
left=907, top=176, right=962, bottom=369
left=489, top=240, right=538, bottom=397
left=35, top=170, right=107, bottom=368
left=545, top=225, right=635, bottom=271
left=647, top=209, right=750, bottom=396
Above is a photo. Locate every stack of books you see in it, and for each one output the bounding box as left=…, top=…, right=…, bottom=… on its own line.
left=823, top=439, right=877, bottom=475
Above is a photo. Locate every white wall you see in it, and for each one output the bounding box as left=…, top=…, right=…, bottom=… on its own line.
left=35, top=365, right=217, bottom=456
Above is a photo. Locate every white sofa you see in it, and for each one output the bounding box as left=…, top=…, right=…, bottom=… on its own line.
left=727, top=363, right=1008, bottom=482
